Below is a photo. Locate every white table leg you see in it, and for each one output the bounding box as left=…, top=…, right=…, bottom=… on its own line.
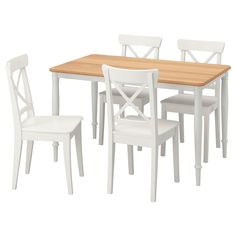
left=194, top=87, right=202, bottom=186
left=91, top=81, right=98, bottom=139
left=221, top=72, right=228, bottom=158
left=52, top=72, right=59, bottom=162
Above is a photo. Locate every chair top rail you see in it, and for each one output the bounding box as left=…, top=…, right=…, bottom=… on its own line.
left=119, top=34, right=162, bottom=48
left=7, top=54, right=28, bottom=73
left=178, top=39, right=225, bottom=53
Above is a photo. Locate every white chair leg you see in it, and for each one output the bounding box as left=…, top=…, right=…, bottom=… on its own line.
left=53, top=143, right=59, bottom=162
left=75, top=125, right=84, bottom=177
left=98, top=95, right=105, bottom=145
left=137, top=104, right=143, bottom=151
left=107, top=141, right=115, bottom=194
left=12, top=137, right=23, bottom=189
left=221, top=75, right=228, bottom=158
left=91, top=81, right=98, bottom=139
left=215, top=108, right=221, bottom=148
left=63, top=138, right=73, bottom=194
left=203, top=115, right=210, bottom=163
left=161, top=106, right=167, bottom=156
left=179, top=113, right=184, bottom=143
left=173, top=128, right=180, bottom=182
left=25, top=141, right=34, bottom=174
left=150, top=144, right=158, bottom=202
left=52, top=73, right=59, bottom=162
left=127, top=145, right=134, bottom=175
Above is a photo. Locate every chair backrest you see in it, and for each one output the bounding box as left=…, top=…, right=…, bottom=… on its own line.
left=6, top=54, right=35, bottom=133
left=119, top=34, right=162, bottom=59
left=178, top=39, right=224, bottom=64
left=178, top=39, right=225, bottom=95
left=102, top=64, right=159, bottom=138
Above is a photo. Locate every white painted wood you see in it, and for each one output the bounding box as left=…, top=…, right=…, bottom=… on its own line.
left=161, top=39, right=224, bottom=170
left=99, top=87, right=149, bottom=143
left=112, top=83, right=149, bottom=121
left=52, top=72, right=59, bottom=116
left=103, top=65, right=179, bottom=201
left=6, top=55, right=84, bottom=194
left=160, top=105, right=167, bottom=156
left=149, top=72, right=159, bottom=202
left=52, top=144, right=59, bottom=162
left=98, top=35, right=162, bottom=146
left=194, top=88, right=202, bottom=186
left=221, top=73, right=228, bottom=158
left=203, top=115, right=209, bottom=163
left=161, top=94, right=218, bottom=115
left=58, top=73, right=103, bottom=82
left=98, top=93, right=105, bottom=145
left=63, top=137, right=73, bottom=194
left=91, top=81, right=98, bottom=139
left=214, top=78, right=221, bottom=148
left=215, top=108, right=221, bottom=148
left=8, top=54, right=28, bottom=73
left=173, top=128, right=180, bottom=182
left=151, top=144, right=158, bottom=202
left=25, top=141, right=34, bottom=174
left=119, top=34, right=162, bottom=52
left=121, top=45, right=127, bottom=57
left=52, top=72, right=59, bottom=162
left=12, top=137, right=23, bottom=189
left=107, top=141, right=115, bottom=194
left=119, top=104, right=124, bottom=118
left=178, top=39, right=225, bottom=53
left=179, top=114, right=184, bottom=143
left=127, top=145, right=134, bottom=175
left=75, top=125, right=84, bottom=177
left=137, top=103, right=143, bottom=151
left=159, top=83, right=197, bottom=91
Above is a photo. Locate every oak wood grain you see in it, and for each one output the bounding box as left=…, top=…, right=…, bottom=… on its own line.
left=50, top=54, right=230, bottom=86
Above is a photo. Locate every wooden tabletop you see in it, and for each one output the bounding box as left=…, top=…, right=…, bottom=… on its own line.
left=50, top=54, right=231, bottom=86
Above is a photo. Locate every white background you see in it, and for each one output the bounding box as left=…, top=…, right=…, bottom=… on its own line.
left=0, top=0, right=235, bottom=235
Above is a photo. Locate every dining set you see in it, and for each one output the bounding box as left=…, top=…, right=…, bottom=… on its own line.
left=6, top=34, right=230, bottom=202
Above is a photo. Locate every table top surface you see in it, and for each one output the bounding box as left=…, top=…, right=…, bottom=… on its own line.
left=50, top=54, right=231, bottom=86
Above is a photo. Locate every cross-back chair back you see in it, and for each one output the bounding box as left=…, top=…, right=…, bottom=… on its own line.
left=119, top=34, right=162, bottom=59
left=178, top=39, right=225, bottom=95
left=102, top=64, right=158, bottom=137
left=6, top=54, right=35, bottom=133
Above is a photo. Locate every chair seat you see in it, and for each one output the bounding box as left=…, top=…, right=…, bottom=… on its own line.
left=100, top=87, right=149, bottom=105
left=114, top=116, right=178, bottom=144
left=22, top=116, right=83, bottom=134
left=161, top=94, right=218, bottom=115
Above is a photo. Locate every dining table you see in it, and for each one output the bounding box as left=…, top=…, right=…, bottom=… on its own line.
left=50, top=54, right=231, bottom=186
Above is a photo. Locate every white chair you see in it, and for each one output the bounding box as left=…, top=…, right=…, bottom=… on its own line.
left=102, top=65, right=179, bottom=202
left=160, top=39, right=225, bottom=163
left=98, top=34, right=162, bottom=150
left=6, top=55, right=84, bottom=194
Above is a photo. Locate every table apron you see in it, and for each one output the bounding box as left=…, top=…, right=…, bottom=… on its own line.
left=57, top=72, right=225, bottom=92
